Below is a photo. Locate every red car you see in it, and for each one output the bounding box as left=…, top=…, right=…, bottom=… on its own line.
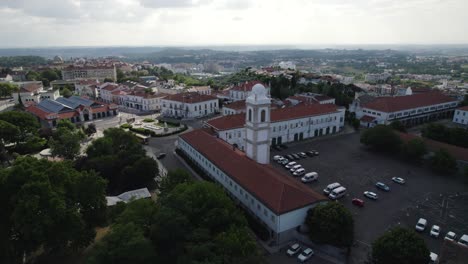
left=352, top=198, right=364, bottom=207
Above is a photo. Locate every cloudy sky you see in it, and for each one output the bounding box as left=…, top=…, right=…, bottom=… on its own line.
left=0, top=0, right=467, bottom=47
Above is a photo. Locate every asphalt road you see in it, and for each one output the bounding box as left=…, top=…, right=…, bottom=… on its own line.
left=270, top=132, right=468, bottom=264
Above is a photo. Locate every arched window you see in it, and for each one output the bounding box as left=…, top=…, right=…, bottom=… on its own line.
left=248, top=109, right=252, bottom=121
left=260, top=109, right=266, bottom=122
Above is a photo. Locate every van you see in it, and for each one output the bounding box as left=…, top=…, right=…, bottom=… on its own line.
left=329, top=186, right=346, bottom=200
left=293, top=168, right=305, bottom=176
left=301, top=172, right=318, bottom=183
left=290, top=165, right=303, bottom=172
left=323, top=182, right=341, bottom=195
left=458, top=234, right=468, bottom=247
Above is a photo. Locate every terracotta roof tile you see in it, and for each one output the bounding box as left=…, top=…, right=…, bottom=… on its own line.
left=207, top=104, right=339, bottom=131
left=180, top=129, right=326, bottom=214
left=360, top=115, right=376, bottom=122
left=457, top=106, right=468, bottom=111
left=163, top=92, right=217, bottom=104
left=231, top=80, right=265, bottom=92
left=224, top=100, right=246, bottom=110
left=363, top=92, right=457, bottom=113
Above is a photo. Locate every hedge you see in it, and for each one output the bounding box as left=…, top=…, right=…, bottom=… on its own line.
left=120, top=123, right=132, bottom=129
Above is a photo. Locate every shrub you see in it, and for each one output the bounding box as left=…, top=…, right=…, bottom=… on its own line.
left=120, top=123, right=132, bottom=129
left=143, top=118, right=154, bottom=123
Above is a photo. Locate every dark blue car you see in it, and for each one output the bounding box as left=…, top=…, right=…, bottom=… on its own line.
left=375, top=182, right=390, bottom=191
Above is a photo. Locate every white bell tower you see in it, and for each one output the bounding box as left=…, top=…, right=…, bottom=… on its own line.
left=245, top=83, right=271, bottom=164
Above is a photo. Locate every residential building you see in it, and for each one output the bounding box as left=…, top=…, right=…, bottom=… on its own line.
left=99, top=83, right=120, bottom=103
left=74, top=79, right=100, bottom=98
left=26, top=96, right=118, bottom=128
left=12, top=81, right=60, bottom=105
left=350, top=92, right=458, bottom=128
left=223, top=100, right=246, bottom=115
left=119, top=90, right=166, bottom=112
left=365, top=73, right=391, bottom=83
left=278, top=61, right=296, bottom=70
left=187, top=85, right=212, bottom=95
left=229, top=81, right=270, bottom=101
left=161, top=92, right=219, bottom=119
left=453, top=106, right=468, bottom=126
left=177, top=84, right=327, bottom=243
left=286, top=93, right=336, bottom=105
left=61, top=65, right=117, bottom=81
left=0, top=73, right=13, bottom=82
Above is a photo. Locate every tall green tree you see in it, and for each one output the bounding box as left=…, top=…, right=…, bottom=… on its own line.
left=361, top=125, right=402, bottom=153
left=372, top=227, right=430, bottom=264
left=61, top=87, right=73, bottom=98
left=306, top=202, right=354, bottom=248
left=0, top=83, right=18, bottom=98
left=159, top=169, right=193, bottom=197
left=0, top=120, right=20, bottom=144
left=49, top=120, right=86, bottom=159
left=0, top=157, right=107, bottom=262
left=401, top=138, right=427, bottom=163
left=0, top=111, right=40, bottom=141
left=430, top=149, right=458, bottom=175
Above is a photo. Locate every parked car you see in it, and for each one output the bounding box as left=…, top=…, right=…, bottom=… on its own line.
left=444, top=231, right=456, bottom=242
left=301, top=172, right=319, bottom=183
left=323, top=182, right=341, bottom=195
left=415, top=218, right=427, bottom=232
left=280, top=159, right=289, bottom=165
left=285, top=161, right=297, bottom=169
left=329, top=186, right=347, bottom=200
left=297, top=248, right=314, bottom=262
left=298, top=152, right=307, bottom=158
left=375, top=182, right=390, bottom=191
left=292, top=154, right=300, bottom=160
left=273, top=155, right=283, bottom=161
left=458, top=234, right=468, bottom=246
left=290, top=164, right=303, bottom=172
left=306, top=151, right=315, bottom=157
left=363, top=191, right=378, bottom=200
left=157, top=153, right=166, bottom=159
left=276, top=156, right=285, bottom=162
left=429, top=252, right=439, bottom=264
left=279, top=144, right=288, bottom=149
left=293, top=168, right=306, bottom=176
left=352, top=198, right=364, bottom=207
left=430, top=225, right=441, bottom=238
left=286, top=243, right=301, bottom=256
left=391, top=177, right=405, bottom=184
left=286, top=154, right=295, bottom=160
left=273, top=145, right=282, bottom=151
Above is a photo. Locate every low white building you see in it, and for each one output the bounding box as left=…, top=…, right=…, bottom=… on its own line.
left=278, top=61, right=296, bottom=70
left=229, top=81, right=270, bottom=101
left=222, top=100, right=246, bottom=115
left=119, top=91, right=166, bottom=112
left=187, top=85, right=211, bottom=95
left=75, top=79, right=100, bottom=98
left=350, top=92, right=458, bottom=128
left=161, top=92, right=219, bottom=119
left=12, top=81, right=60, bottom=105
left=177, top=84, right=327, bottom=243
left=99, top=83, right=120, bottom=103
left=453, top=106, right=468, bottom=126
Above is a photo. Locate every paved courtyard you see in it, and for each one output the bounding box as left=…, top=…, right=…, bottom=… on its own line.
left=270, top=132, right=468, bottom=264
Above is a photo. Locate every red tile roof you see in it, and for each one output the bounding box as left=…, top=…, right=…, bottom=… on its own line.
left=180, top=129, right=327, bottom=214
left=207, top=104, right=339, bottom=131
left=224, top=100, right=246, bottom=110
left=360, top=115, right=376, bottom=122
left=457, top=106, right=468, bottom=112
left=100, top=84, right=119, bottom=91
left=363, top=92, right=457, bottom=113
left=398, top=132, right=468, bottom=162
left=231, top=80, right=265, bottom=92
left=20, top=83, right=41, bottom=93
left=163, top=92, right=217, bottom=104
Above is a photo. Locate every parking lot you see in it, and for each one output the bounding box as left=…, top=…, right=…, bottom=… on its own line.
left=270, top=132, right=468, bottom=264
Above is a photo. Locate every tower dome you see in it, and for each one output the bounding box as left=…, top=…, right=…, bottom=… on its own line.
left=247, top=83, right=270, bottom=104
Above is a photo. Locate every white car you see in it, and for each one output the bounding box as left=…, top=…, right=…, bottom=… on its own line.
left=458, top=234, right=468, bottom=247
left=280, top=159, right=289, bottom=165
left=293, top=168, right=305, bottom=176
left=430, top=225, right=441, bottom=238
left=301, top=172, right=319, bottom=183
left=429, top=252, right=438, bottom=263
left=273, top=155, right=283, bottom=161
left=391, top=177, right=406, bottom=184
left=415, top=218, right=427, bottom=232
left=290, top=165, right=303, bottom=172
left=297, top=248, right=314, bottom=262
left=286, top=243, right=301, bottom=256
left=363, top=191, right=378, bottom=200
left=285, top=161, right=297, bottom=169
left=444, top=231, right=456, bottom=242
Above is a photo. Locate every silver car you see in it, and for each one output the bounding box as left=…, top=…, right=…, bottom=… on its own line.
left=364, top=191, right=378, bottom=200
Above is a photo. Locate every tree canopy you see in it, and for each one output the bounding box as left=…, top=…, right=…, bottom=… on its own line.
left=430, top=149, right=458, bottom=175
left=49, top=120, right=86, bottom=159
left=0, top=82, right=18, bottom=98
left=0, top=156, right=107, bottom=263
left=401, top=138, right=427, bottom=163
left=422, top=123, right=468, bottom=148
left=372, top=227, right=430, bottom=264
left=306, top=202, right=354, bottom=248
left=360, top=125, right=402, bottom=153
left=82, top=128, right=158, bottom=194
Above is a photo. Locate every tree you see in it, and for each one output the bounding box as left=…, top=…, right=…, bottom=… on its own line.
left=389, top=120, right=406, bottom=132
left=0, top=157, right=107, bottom=262
left=159, top=169, right=193, bottom=197
left=83, top=128, right=155, bottom=193
left=86, top=223, right=157, bottom=264
left=0, top=120, right=20, bottom=144
left=0, top=111, right=40, bottom=141
left=85, top=123, right=97, bottom=136
left=0, top=83, right=18, bottom=98
left=372, top=227, right=430, bottom=264
left=360, top=125, right=402, bottom=153
left=49, top=119, right=85, bottom=159
left=61, top=87, right=73, bottom=98
left=430, top=149, right=458, bottom=175
left=401, top=138, right=427, bottom=162
left=305, top=202, right=354, bottom=248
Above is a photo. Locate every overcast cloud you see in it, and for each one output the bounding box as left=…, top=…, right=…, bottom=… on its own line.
left=0, top=0, right=467, bottom=47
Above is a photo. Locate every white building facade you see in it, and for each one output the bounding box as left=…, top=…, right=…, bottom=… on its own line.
left=453, top=106, right=468, bottom=126
left=161, top=93, right=219, bottom=118
left=229, top=81, right=270, bottom=102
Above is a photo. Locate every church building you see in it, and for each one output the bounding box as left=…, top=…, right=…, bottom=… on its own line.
left=177, top=84, right=327, bottom=243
